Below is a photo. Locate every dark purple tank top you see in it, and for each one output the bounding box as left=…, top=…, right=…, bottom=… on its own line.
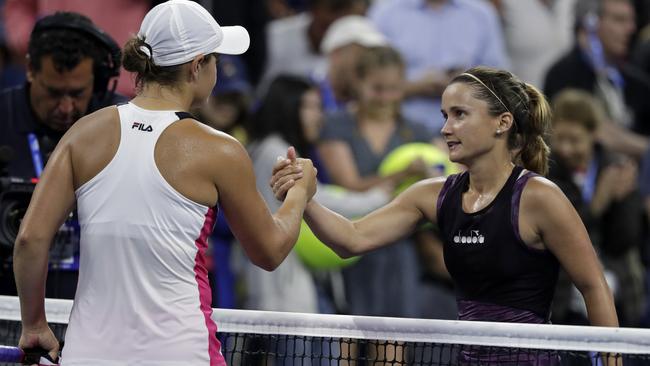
left=437, top=166, right=559, bottom=322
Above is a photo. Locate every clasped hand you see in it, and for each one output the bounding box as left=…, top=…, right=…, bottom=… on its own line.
left=269, top=147, right=318, bottom=201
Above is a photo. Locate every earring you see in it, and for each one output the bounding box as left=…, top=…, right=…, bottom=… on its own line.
left=496, top=130, right=502, bottom=135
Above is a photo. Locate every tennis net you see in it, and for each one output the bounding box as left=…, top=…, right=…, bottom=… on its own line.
left=1, top=295, right=650, bottom=365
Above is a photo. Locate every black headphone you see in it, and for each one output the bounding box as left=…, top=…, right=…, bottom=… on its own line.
left=31, top=13, right=122, bottom=104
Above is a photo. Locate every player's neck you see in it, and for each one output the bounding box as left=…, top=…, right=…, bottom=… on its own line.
left=466, top=154, right=515, bottom=195
left=133, top=84, right=193, bottom=111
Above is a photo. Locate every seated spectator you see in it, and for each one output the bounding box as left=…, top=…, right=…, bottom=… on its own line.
left=242, top=74, right=389, bottom=313
left=369, top=0, right=509, bottom=134
left=544, top=0, right=650, bottom=159
left=548, top=89, right=646, bottom=327
left=257, top=0, right=365, bottom=97
left=318, top=46, right=436, bottom=192
left=0, top=12, right=125, bottom=299
left=317, top=46, right=451, bottom=320
left=318, top=15, right=388, bottom=112
left=194, top=55, right=252, bottom=143
left=491, top=0, right=576, bottom=88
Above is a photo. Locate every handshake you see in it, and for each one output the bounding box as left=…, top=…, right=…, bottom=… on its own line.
left=269, top=146, right=318, bottom=202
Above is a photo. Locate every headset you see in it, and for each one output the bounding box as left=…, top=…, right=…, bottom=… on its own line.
left=30, top=13, right=122, bottom=104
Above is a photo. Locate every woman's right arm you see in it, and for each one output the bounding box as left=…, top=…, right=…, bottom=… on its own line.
left=212, top=138, right=316, bottom=271
left=272, top=158, right=445, bottom=257
left=302, top=194, right=423, bottom=257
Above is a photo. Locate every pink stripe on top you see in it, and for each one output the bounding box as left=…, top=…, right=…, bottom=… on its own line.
left=194, top=207, right=224, bottom=366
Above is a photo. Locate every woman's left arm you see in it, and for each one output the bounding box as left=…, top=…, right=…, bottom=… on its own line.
left=522, top=177, right=618, bottom=327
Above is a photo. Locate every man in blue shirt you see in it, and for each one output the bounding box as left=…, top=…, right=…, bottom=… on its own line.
left=544, top=0, right=650, bottom=159
left=369, top=0, right=509, bottom=134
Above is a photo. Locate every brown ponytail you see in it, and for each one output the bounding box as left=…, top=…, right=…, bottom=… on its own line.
left=517, top=83, right=551, bottom=176
left=122, top=36, right=185, bottom=90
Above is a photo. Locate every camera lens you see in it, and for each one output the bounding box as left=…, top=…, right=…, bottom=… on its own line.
left=0, top=199, right=27, bottom=252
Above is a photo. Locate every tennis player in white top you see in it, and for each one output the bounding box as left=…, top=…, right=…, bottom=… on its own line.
left=13, top=1, right=317, bottom=365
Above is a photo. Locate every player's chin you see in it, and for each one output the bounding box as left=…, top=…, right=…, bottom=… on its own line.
left=447, top=146, right=463, bottom=163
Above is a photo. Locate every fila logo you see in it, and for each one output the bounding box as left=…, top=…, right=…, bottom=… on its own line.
left=453, top=230, right=485, bottom=244
left=132, top=122, right=153, bottom=132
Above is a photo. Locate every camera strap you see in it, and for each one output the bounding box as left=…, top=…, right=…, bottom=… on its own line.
left=27, top=133, right=44, bottom=178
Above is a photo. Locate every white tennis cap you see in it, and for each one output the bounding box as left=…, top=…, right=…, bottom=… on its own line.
left=138, top=0, right=250, bottom=67
left=320, top=15, right=388, bottom=54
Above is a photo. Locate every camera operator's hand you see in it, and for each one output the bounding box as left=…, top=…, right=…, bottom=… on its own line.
left=19, top=324, right=59, bottom=365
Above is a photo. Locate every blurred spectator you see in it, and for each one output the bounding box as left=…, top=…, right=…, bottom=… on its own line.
left=368, top=0, right=509, bottom=134
left=548, top=89, right=646, bottom=327
left=318, top=46, right=436, bottom=192
left=317, top=46, right=442, bottom=318
left=242, top=74, right=389, bottom=312
left=2, top=0, right=150, bottom=97
left=257, top=0, right=366, bottom=96
left=318, top=15, right=388, bottom=112
left=0, top=12, right=126, bottom=299
left=492, top=0, right=576, bottom=88
left=194, top=55, right=252, bottom=143
left=244, top=75, right=320, bottom=313
left=544, top=0, right=650, bottom=159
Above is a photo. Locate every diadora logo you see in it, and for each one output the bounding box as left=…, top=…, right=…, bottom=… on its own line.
left=131, top=122, right=153, bottom=132
left=453, top=230, right=485, bottom=244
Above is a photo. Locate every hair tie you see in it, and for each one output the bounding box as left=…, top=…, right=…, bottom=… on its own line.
left=139, top=42, right=153, bottom=59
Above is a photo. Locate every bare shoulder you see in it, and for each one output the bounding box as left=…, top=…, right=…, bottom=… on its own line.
left=520, top=175, right=576, bottom=231
left=63, top=106, right=119, bottom=146
left=405, top=176, right=448, bottom=197
left=168, top=118, right=252, bottom=170
left=520, top=175, right=566, bottom=209
left=397, top=176, right=449, bottom=222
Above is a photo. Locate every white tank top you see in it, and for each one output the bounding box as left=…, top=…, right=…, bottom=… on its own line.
left=62, top=103, right=224, bottom=366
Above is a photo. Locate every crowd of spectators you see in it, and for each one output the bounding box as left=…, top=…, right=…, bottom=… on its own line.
left=1, top=0, right=650, bottom=328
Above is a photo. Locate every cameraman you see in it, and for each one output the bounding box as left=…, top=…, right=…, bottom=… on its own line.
left=0, top=12, right=125, bottom=298
left=0, top=11, right=125, bottom=179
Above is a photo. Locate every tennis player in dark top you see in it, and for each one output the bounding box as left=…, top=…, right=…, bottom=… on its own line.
left=271, top=66, right=620, bottom=365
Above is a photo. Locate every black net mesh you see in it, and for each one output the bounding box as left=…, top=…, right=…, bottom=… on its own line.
left=1, top=318, right=647, bottom=365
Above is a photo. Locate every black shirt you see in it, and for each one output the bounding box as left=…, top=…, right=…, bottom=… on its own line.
left=437, top=166, right=560, bottom=319
left=0, top=83, right=127, bottom=179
